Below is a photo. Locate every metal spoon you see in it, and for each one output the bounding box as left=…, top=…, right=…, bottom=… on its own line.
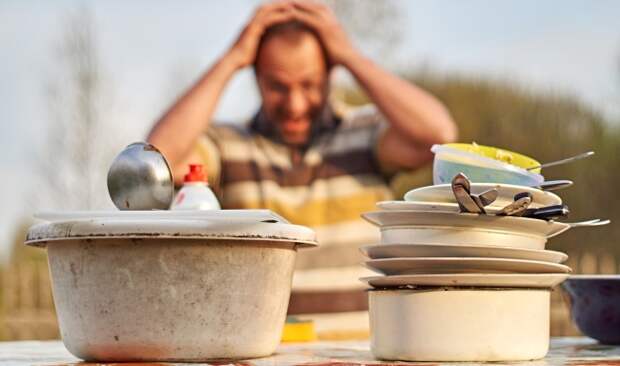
left=526, top=151, right=594, bottom=171
left=451, top=173, right=481, bottom=213
left=470, top=188, right=498, bottom=214
left=452, top=172, right=472, bottom=193
left=497, top=192, right=532, bottom=216
left=453, top=183, right=482, bottom=213
left=535, top=180, right=573, bottom=191
left=475, top=189, right=499, bottom=207
left=107, top=142, right=174, bottom=210
left=566, top=219, right=610, bottom=228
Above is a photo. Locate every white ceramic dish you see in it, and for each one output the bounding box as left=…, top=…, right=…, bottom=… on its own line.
left=362, top=211, right=569, bottom=237
left=380, top=226, right=549, bottom=249
left=360, top=243, right=568, bottom=263
left=369, top=288, right=550, bottom=361
left=25, top=211, right=317, bottom=362
left=403, top=183, right=561, bottom=209
left=364, top=257, right=571, bottom=275
left=361, top=273, right=569, bottom=288
left=376, top=200, right=502, bottom=214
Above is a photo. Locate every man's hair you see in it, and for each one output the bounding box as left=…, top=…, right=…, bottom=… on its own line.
left=254, top=21, right=330, bottom=72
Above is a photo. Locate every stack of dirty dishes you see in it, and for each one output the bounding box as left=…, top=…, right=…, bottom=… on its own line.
left=359, top=173, right=596, bottom=362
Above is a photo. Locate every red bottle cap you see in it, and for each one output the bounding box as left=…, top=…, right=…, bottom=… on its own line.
left=184, top=164, right=207, bottom=183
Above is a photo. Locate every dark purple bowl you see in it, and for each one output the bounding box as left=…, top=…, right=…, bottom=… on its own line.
left=562, top=275, right=620, bottom=344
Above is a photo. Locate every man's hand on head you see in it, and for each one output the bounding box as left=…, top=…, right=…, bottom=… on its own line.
left=289, top=1, right=457, bottom=172
left=226, top=1, right=296, bottom=70
left=291, top=0, right=360, bottom=68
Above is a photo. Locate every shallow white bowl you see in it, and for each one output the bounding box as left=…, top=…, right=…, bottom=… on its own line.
left=362, top=211, right=570, bottom=250
left=380, top=226, right=548, bottom=249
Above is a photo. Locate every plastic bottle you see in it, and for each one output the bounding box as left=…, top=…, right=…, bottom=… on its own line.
left=170, top=164, right=221, bottom=210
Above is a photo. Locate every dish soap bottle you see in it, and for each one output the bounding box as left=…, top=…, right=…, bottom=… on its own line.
left=170, top=164, right=221, bottom=210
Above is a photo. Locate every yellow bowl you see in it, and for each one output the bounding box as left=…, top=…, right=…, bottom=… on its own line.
left=281, top=319, right=316, bottom=342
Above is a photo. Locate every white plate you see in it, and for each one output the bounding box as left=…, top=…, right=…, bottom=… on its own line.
left=360, top=244, right=568, bottom=263
left=361, top=211, right=569, bottom=238
left=364, top=257, right=571, bottom=275
left=376, top=200, right=502, bottom=214
left=403, top=183, right=561, bottom=209
left=361, top=273, right=570, bottom=288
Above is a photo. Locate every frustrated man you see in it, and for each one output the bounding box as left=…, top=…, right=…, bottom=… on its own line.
left=148, top=1, right=457, bottom=268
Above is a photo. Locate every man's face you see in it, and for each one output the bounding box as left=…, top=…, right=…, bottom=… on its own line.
left=255, top=33, right=329, bottom=146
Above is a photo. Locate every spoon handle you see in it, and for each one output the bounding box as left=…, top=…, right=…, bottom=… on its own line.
left=522, top=204, right=570, bottom=221
left=568, top=219, right=610, bottom=228
left=497, top=196, right=531, bottom=216
left=536, top=180, right=573, bottom=191
left=527, top=151, right=594, bottom=171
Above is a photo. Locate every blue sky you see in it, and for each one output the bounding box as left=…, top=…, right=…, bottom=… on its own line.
left=1, top=0, right=619, bottom=257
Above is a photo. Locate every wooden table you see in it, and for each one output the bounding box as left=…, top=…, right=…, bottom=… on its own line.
left=2, top=337, right=620, bottom=366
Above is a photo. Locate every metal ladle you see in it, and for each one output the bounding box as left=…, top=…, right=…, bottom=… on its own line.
left=107, top=142, right=174, bottom=210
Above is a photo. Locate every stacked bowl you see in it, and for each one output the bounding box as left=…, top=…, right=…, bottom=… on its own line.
left=360, top=184, right=574, bottom=362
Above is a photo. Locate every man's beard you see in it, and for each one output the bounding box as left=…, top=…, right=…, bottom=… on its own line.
left=272, top=104, right=332, bottom=147
left=252, top=102, right=336, bottom=148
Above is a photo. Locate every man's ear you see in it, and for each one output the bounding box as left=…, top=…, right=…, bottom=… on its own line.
left=252, top=63, right=259, bottom=78
left=253, top=65, right=265, bottom=93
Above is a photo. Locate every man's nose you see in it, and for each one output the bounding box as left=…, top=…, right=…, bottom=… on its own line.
left=285, top=89, right=309, bottom=117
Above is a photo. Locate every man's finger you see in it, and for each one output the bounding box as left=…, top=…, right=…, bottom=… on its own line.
left=256, top=0, right=294, bottom=17
left=240, top=5, right=292, bottom=45
left=260, top=10, right=296, bottom=29
left=255, top=2, right=294, bottom=25
left=291, top=8, right=323, bottom=31
left=292, top=0, right=330, bottom=16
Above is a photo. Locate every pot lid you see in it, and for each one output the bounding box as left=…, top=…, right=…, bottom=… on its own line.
left=26, top=209, right=317, bottom=248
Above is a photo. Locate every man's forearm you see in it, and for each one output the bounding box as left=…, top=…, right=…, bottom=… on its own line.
left=343, top=53, right=457, bottom=146
left=147, top=53, right=240, bottom=168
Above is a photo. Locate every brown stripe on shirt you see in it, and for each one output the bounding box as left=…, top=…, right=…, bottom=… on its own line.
left=220, top=148, right=378, bottom=187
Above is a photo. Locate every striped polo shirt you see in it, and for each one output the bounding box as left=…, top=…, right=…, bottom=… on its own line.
left=195, top=105, right=394, bottom=269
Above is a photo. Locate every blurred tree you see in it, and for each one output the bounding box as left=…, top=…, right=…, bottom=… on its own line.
left=325, top=0, right=403, bottom=61
left=38, top=7, right=117, bottom=211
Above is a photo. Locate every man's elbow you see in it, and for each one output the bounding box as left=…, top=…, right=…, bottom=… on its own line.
left=432, top=113, right=459, bottom=145
left=438, top=120, right=458, bottom=144
left=146, top=126, right=162, bottom=148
